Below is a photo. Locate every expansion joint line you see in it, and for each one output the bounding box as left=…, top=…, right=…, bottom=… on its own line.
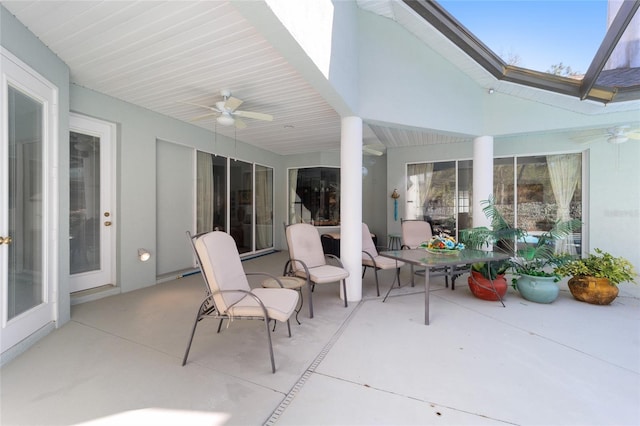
left=263, top=299, right=365, bottom=425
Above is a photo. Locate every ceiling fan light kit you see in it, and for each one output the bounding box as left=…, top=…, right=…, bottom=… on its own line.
left=608, top=134, right=628, bottom=144
left=217, top=112, right=235, bottom=126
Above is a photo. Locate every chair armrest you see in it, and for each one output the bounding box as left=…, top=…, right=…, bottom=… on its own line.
left=284, top=257, right=312, bottom=280
left=325, top=253, right=345, bottom=268
left=362, top=250, right=378, bottom=268
left=211, top=288, right=269, bottom=318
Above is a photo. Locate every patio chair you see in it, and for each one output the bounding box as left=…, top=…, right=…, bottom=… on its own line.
left=183, top=230, right=299, bottom=373
left=362, top=223, right=404, bottom=297
left=284, top=223, right=350, bottom=318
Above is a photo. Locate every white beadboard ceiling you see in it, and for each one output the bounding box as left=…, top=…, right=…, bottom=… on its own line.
left=2, top=0, right=637, bottom=154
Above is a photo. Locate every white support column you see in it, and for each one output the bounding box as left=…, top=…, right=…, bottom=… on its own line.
left=473, top=136, right=494, bottom=229
left=340, top=116, right=363, bottom=302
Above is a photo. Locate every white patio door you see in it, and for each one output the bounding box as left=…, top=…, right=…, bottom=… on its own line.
left=69, top=114, right=115, bottom=293
left=1, top=49, right=57, bottom=353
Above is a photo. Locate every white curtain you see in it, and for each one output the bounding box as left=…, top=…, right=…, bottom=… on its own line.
left=547, top=154, right=580, bottom=254
left=196, top=152, right=214, bottom=233
left=407, top=163, right=433, bottom=219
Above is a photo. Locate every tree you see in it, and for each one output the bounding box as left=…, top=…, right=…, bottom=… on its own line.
left=547, top=62, right=581, bottom=77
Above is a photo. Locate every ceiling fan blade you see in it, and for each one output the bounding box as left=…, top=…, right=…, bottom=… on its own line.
left=190, top=112, right=218, bottom=122
left=363, top=145, right=384, bottom=156
left=224, top=96, right=243, bottom=112
left=177, top=100, right=219, bottom=112
left=234, top=110, right=273, bottom=121
left=234, top=118, right=247, bottom=129
left=627, top=131, right=640, bottom=140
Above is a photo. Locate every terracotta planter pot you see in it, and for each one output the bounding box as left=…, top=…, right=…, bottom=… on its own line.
left=468, top=270, right=508, bottom=301
left=568, top=276, right=619, bottom=305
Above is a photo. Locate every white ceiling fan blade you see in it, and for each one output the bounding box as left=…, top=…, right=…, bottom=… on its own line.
left=233, top=110, right=273, bottom=121
left=234, top=118, right=247, bottom=129
left=177, top=100, right=220, bottom=112
left=224, top=96, right=243, bottom=112
left=190, top=112, right=218, bottom=121
left=627, top=131, right=640, bottom=140
left=363, top=145, right=384, bottom=156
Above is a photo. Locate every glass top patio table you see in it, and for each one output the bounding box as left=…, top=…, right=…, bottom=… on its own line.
left=379, top=249, right=510, bottom=325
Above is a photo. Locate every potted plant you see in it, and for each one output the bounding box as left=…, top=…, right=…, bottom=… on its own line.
left=507, top=217, right=581, bottom=304
left=459, top=196, right=525, bottom=301
left=460, top=196, right=581, bottom=303
left=554, top=249, right=637, bottom=305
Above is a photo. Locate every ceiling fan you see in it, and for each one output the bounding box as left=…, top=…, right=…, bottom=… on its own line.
left=605, top=125, right=640, bottom=144
left=571, top=125, right=640, bottom=145
left=180, top=89, right=273, bottom=129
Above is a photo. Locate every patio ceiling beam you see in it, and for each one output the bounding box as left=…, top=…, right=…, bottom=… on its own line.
left=580, top=0, right=640, bottom=100
left=402, top=0, right=505, bottom=79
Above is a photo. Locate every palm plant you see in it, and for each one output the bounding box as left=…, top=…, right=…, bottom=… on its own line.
left=460, top=196, right=582, bottom=279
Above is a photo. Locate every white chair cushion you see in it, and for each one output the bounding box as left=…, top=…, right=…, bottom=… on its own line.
left=286, top=223, right=326, bottom=270
left=196, top=231, right=251, bottom=312
left=361, top=223, right=378, bottom=258
left=227, top=288, right=299, bottom=323
left=363, top=255, right=405, bottom=270
left=295, top=264, right=349, bottom=284
left=402, top=220, right=433, bottom=248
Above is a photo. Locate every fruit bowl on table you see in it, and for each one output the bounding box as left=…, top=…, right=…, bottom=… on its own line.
left=419, top=235, right=465, bottom=255
left=425, top=247, right=461, bottom=256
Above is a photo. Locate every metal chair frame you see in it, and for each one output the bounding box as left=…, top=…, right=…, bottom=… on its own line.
left=182, top=231, right=294, bottom=373
left=283, top=223, right=349, bottom=318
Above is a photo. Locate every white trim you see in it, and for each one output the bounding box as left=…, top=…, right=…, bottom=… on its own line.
left=1, top=48, right=59, bottom=353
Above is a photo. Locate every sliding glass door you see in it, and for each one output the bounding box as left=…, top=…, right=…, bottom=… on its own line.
left=196, top=152, right=273, bottom=254
left=406, top=153, right=583, bottom=253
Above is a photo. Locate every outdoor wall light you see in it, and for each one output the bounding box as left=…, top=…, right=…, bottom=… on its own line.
left=488, top=88, right=495, bottom=94
left=138, top=248, right=151, bottom=262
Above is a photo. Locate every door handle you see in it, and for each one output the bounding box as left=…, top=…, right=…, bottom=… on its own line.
left=104, top=221, right=112, bottom=227
left=0, top=236, right=12, bottom=245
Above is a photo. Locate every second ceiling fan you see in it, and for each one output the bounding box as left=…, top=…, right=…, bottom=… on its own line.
left=182, top=89, right=273, bottom=129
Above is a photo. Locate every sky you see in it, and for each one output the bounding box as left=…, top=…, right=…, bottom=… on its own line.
left=438, top=0, right=609, bottom=74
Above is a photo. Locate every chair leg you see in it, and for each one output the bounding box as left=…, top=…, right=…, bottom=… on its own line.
left=307, top=282, right=314, bottom=319
left=182, top=314, right=201, bottom=366
left=373, top=268, right=380, bottom=297
left=263, top=318, right=276, bottom=374
left=217, top=318, right=224, bottom=333
left=362, top=266, right=366, bottom=279
left=182, top=299, right=210, bottom=366
left=342, top=279, right=348, bottom=307
left=287, top=319, right=292, bottom=337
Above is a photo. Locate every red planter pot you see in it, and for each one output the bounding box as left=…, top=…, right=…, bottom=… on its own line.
left=468, top=270, right=508, bottom=301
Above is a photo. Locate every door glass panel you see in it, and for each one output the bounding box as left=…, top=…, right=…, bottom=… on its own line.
left=426, top=161, right=456, bottom=234
left=288, top=167, right=340, bottom=225
left=457, top=160, right=473, bottom=237
left=493, top=157, right=516, bottom=226
left=230, top=160, right=253, bottom=253
left=7, top=85, right=44, bottom=319
left=70, top=132, right=101, bottom=275
left=255, top=165, right=273, bottom=250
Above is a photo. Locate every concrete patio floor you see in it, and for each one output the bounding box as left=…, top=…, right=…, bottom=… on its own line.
left=1, top=250, right=639, bottom=426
